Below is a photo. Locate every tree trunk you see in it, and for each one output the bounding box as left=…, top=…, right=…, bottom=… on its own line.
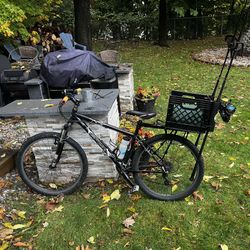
left=73, top=0, right=92, bottom=50
left=158, top=0, right=169, bottom=47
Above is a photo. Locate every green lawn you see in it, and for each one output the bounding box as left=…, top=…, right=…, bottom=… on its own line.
left=1, top=37, right=250, bottom=250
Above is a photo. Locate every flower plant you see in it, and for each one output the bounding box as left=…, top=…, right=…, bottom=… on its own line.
left=117, top=115, right=155, bottom=145
left=135, top=86, right=160, bottom=101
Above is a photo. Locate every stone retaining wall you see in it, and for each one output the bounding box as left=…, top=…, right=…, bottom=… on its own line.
left=25, top=100, right=119, bottom=180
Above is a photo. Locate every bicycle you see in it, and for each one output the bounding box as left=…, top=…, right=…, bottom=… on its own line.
left=16, top=34, right=240, bottom=201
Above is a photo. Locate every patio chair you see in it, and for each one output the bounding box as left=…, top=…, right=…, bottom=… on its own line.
left=59, top=32, right=87, bottom=50
left=99, top=50, right=119, bottom=64
left=4, top=43, right=39, bottom=64
left=3, top=43, right=21, bottom=61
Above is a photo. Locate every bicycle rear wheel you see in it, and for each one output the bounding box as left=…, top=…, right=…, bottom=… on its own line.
left=17, top=132, right=88, bottom=196
left=132, top=134, right=204, bottom=201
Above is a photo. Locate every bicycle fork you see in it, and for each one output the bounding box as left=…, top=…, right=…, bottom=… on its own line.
left=49, top=124, right=70, bottom=169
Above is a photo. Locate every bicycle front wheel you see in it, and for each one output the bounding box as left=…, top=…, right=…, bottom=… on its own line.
left=132, top=134, right=204, bottom=201
left=17, top=132, right=88, bottom=196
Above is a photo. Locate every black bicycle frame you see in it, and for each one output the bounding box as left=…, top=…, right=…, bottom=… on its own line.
left=60, top=110, right=146, bottom=186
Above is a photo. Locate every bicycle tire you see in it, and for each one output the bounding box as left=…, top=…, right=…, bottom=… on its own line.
left=17, top=132, right=88, bottom=196
left=132, top=134, right=204, bottom=201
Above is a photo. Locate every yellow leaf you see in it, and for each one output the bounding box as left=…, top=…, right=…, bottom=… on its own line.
left=127, top=207, right=136, bottom=213
left=219, top=244, right=229, bottom=250
left=106, top=179, right=114, bottom=184
left=203, top=175, right=214, bottom=182
left=17, top=211, right=26, bottom=219
left=3, top=222, right=26, bottom=230
left=0, top=241, right=9, bottom=250
left=49, top=183, right=57, bottom=189
left=229, top=157, right=236, bottom=161
left=44, top=104, right=56, bottom=108
left=150, top=175, right=157, bottom=179
left=99, top=204, right=108, bottom=209
left=87, top=236, right=95, bottom=244
left=161, top=227, right=173, bottom=231
left=110, top=189, right=121, bottom=200
left=106, top=207, right=110, bottom=217
left=53, top=205, right=64, bottom=212
left=102, top=195, right=111, bottom=203
left=172, top=184, right=178, bottom=192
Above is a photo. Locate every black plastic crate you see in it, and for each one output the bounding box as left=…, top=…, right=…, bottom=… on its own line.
left=166, top=91, right=219, bottom=133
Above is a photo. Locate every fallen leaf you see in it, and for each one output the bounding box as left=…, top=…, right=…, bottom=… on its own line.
left=192, top=191, right=204, bottom=201
left=217, top=176, right=229, bottom=180
left=106, top=207, right=110, bottom=217
left=219, top=244, right=229, bottom=250
left=99, top=204, right=108, bottom=209
left=44, top=104, right=56, bottom=108
left=211, top=182, right=222, bottom=191
left=53, top=205, right=64, bottom=212
left=1, top=153, right=6, bottom=158
left=130, top=194, right=141, bottom=202
left=68, top=241, right=75, bottom=246
left=13, top=242, right=29, bottom=247
left=106, top=179, right=114, bottom=184
left=17, top=102, right=22, bottom=105
left=127, top=207, right=136, bottom=214
left=229, top=157, right=236, bottom=161
left=216, top=122, right=225, bottom=129
left=0, top=241, right=9, bottom=250
left=172, top=184, right=178, bottom=192
left=203, top=175, right=214, bottom=182
left=216, top=199, right=224, bottom=205
left=0, top=228, right=13, bottom=238
left=102, top=194, right=111, bottom=203
left=49, top=183, right=57, bottom=189
left=161, top=227, right=173, bottom=231
left=3, top=222, right=27, bottom=230
left=17, top=211, right=26, bottom=219
left=87, top=236, right=95, bottom=244
left=124, top=242, right=130, bottom=247
left=228, top=162, right=235, bottom=168
left=110, top=189, right=121, bottom=200
left=245, top=190, right=250, bottom=196
left=0, top=207, right=5, bottom=220
left=42, top=222, right=49, bottom=228
left=83, top=194, right=90, bottom=199
left=123, top=217, right=135, bottom=228
left=122, top=228, right=133, bottom=235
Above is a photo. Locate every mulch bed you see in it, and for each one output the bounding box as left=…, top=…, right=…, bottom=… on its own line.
left=192, top=47, right=250, bottom=67
left=0, top=117, right=30, bottom=204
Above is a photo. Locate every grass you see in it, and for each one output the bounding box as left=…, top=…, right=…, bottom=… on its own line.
left=2, top=37, right=250, bottom=250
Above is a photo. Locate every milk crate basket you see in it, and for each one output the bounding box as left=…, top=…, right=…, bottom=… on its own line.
left=166, top=91, right=219, bottom=133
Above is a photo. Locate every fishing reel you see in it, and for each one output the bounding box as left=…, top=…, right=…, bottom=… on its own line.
left=219, top=99, right=236, bottom=123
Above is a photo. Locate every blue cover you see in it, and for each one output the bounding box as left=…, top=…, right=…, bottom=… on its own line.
left=40, top=49, right=116, bottom=88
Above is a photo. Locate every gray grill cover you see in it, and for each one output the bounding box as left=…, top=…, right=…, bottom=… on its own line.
left=40, top=49, right=116, bottom=88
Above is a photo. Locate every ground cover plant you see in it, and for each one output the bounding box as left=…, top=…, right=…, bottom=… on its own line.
left=0, top=37, right=249, bottom=249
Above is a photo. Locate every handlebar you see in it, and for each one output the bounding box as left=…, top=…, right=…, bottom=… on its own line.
left=59, top=89, right=81, bottom=108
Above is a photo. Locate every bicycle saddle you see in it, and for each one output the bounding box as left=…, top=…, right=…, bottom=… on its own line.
left=126, top=110, right=156, bottom=119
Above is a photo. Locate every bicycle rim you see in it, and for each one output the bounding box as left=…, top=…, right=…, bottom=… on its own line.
left=132, top=134, right=204, bottom=201
left=17, top=133, right=87, bottom=195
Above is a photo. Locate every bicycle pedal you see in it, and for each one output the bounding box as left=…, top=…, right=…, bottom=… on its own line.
left=128, top=185, right=139, bottom=196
